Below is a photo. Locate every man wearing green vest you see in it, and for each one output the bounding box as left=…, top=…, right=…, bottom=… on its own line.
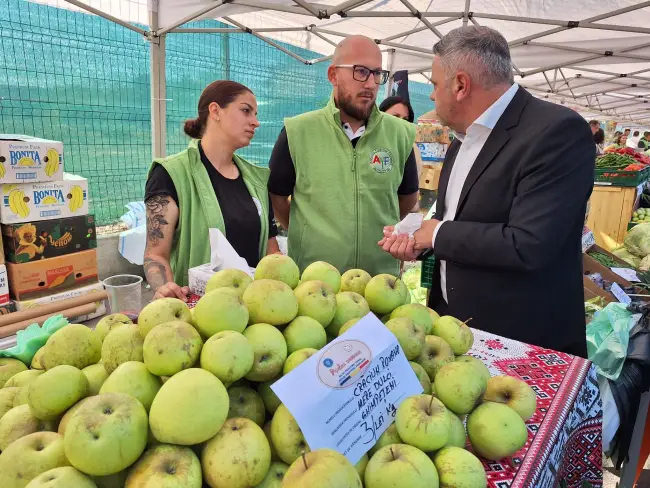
left=268, top=36, right=418, bottom=276
left=638, top=131, right=650, bottom=150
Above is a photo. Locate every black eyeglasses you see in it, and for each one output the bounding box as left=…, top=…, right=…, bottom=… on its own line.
left=335, top=64, right=390, bottom=85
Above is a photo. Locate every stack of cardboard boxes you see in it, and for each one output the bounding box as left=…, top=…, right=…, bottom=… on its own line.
left=0, top=135, right=105, bottom=322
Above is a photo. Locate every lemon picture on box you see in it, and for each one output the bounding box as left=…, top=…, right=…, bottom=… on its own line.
left=0, top=173, right=88, bottom=224
left=0, top=135, right=64, bottom=183
left=6, top=249, right=98, bottom=300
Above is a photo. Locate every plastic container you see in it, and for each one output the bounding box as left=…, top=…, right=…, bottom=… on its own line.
left=103, top=274, right=143, bottom=320
left=594, top=166, right=650, bottom=187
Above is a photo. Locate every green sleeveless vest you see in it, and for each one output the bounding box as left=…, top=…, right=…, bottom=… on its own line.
left=150, top=140, right=270, bottom=286
left=284, top=96, right=416, bottom=276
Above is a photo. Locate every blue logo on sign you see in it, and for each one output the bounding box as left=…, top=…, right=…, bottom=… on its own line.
left=323, top=358, right=334, bottom=367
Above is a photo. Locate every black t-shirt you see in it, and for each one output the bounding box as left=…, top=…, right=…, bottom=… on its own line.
left=144, top=143, right=278, bottom=267
left=268, top=127, right=420, bottom=196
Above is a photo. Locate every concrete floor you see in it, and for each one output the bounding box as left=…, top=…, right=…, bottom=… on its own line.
left=604, top=455, right=650, bottom=488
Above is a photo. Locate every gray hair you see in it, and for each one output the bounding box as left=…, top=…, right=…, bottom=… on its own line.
left=433, top=26, right=514, bottom=88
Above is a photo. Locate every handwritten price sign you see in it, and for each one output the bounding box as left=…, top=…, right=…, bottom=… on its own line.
left=272, top=315, right=423, bottom=465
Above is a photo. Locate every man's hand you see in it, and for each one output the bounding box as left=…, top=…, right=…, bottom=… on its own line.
left=413, top=219, right=441, bottom=250
left=378, top=219, right=442, bottom=261
left=153, top=282, right=190, bottom=301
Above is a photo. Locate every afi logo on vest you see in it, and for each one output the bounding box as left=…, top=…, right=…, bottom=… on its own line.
left=369, top=149, right=393, bottom=174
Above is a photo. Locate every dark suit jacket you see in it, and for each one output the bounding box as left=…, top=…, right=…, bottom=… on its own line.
left=427, top=88, right=595, bottom=357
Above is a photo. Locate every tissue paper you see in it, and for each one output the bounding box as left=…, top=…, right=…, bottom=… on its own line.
left=393, top=213, right=424, bottom=237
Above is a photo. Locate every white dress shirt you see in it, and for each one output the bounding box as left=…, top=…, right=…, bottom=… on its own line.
left=432, top=83, right=520, bottom=302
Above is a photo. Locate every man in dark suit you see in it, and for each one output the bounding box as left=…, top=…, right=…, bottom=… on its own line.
left=379, top=26, right=594, bottom=357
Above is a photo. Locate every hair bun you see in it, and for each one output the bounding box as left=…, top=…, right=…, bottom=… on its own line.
left=183, top=118, right=203, bottom=138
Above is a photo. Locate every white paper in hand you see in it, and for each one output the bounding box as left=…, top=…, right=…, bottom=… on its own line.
left=392, top=213, right=423, bottom=237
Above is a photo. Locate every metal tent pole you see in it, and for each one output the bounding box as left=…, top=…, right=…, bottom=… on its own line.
left=385, top=49, right=396, bottom=98
left=149, top=1, right=166, bottom=159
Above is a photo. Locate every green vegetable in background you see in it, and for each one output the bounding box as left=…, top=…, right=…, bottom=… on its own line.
left=612, top=247, right=642, bottom=268
left=624, top=223, right=650, bottom=257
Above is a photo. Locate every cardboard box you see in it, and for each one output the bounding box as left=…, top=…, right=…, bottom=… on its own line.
left=0, top=231, right=4, bottom=265
left=416, top=122, right=450, bottom=144
left=6, top=249, right=98, bottom=300
left=0, top=301, right=16, bottom=315
left=0, top=265, right=9, bottom=304
left=0, top=173, right=89, bottom=224
left=583, top=252, right=635, bottom=289
left=0, top=135, right=64, bottom=184
left=14, top=281, right=106, bottom=322
left=583, top=275, right=616, bottom=303
left=2, top=215, right=97, bottom=264
left=416, top=143, right=447, bottom=162
left=188, top=263, right=255, bottom=296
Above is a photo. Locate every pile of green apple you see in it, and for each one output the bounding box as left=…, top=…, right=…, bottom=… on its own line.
left=0, top=254, right=538, bottom=488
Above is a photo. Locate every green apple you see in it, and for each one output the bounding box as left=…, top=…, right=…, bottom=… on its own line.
left=283, top=348, right=318, bottom=375
left=409, top=361, right=431, bottom=395
left=293, top=281, right=336, bottom=327
left=227, top=386, right=266, bottom=427
left=369, top=423, right=402, bottom=456
left=82, top=364, right=109, bottom=395
left=283, top=316, right=327, bottom=354
left=25, top=466, right=96, bottom=487
left=255, top=255, right=300, bottom=289
left=31, top=348, right=46, bottom=370
left=385, top=318, right=425, bottom=360
left=483, top=375, right=537, bottom=422
left=282, top=449, right=361, bottom=488
left=416, top=336, right=455, bottom=381
left=206, top=268, right=253, bottom=297
left=149, top=368, right=228, bottom=445
left=95, top=314, right=133, bottom=343
left=125, top=444, right=201, bottom=488
left=434, top=362, right=487, bottom=415
left=355, top=453, right=369, bottom=480
left=138, top=298, right=192, bottom=338
left=264, top=420, right=280, bottom=461
left=395, top=394, right=450, bottom=452
left=338, top=318, right=360, bottom=336
left=467, top=402, right=528, bottom=460
left=455, top=355, right=491, bottom=384
left=64, top=392, right=148, bottom=476
left=13, top=386, right=30, bottom=407
left=91, top=471, right=127, bottom=488
left=364, top=274, right=408, bottom=316
left=41, top=325, right=101, bottom=371
left=243, top=280, right=299, bottom=326
left=101, top=324, right=144, bottom=374
left=390, top=304, right=434, bottom=335
left=445, top=411, right=467, bottom=449
left=58, top=397, right=93, bottom=436
left=200, top=330, right=254, bottom=384
left=433, top=446, right=486, bottom=487
left=143, top=321, right=203, bottom=376
left=193, top=288, right=249, bottom=337
left=327, top=292, right=370, bottom=336
left=365, top=443, right=439, bottom=488
left=256, top=461, right=288, bottom=488
left=100, top=362, right=162, bottom=412
left=0, top=432, right=69, bottom=488
left=258, top=379, right=282, bottom=415
left=301, top=261, right=342, bottom=293
left=271, top=404, right=310, bottom=464
left=243, top=324, right=288, bottom=382
left=202, top=418, right=271, bottom=488
left=28, top=365, right=88, bottom=420
left=0, top=387, right=20, bottom=420
left=431, top=316, right=474, bottom=355
left=340, top=269, right=372, bottom=296
left=0, top=404, right=57, bottom=451
left=5, top=369, right=44, bottom=388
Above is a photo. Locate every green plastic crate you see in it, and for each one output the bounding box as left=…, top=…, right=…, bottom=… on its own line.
left=420, top=255, right=436, bottom=289
left=595, top=166, right=650, bottom=187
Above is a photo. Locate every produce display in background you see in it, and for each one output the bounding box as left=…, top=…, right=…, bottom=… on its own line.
left=601, top=147, right=650, bottom=167
left=623, top=223, right=650, bottom=272
left=401, top=263, right=427, bottom=305
left=0, top=254, right=540, bottom=488
left=632, top=207, right=650, bottom=225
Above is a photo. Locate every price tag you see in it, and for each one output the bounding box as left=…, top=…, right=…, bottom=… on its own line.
left=271, top=315, right=423, bottom=465
left=611, top=267, right=640, bottom=282
left=610, top=282, right=632, bottom=305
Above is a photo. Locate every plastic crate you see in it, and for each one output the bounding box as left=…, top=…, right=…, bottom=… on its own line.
left=595, top=166, right=650, bottom=187
left=420, top=255, right=436, bottom=289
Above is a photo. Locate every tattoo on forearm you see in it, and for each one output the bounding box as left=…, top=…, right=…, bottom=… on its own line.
left=146, top=196, right=170, bottom=246
left=144, top=257, right=168, bottom=291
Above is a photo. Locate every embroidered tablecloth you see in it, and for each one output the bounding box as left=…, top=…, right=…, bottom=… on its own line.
left=187, top=294, right=602, bottom=488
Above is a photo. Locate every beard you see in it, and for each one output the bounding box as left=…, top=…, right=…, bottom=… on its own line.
left=337, top=87, right=375, bottom=122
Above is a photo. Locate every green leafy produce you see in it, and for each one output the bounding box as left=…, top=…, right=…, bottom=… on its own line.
left=587, top=251, right=628, bottom=269
left=632, top=207, right=650, bottom=223
left=402, top=265, right=427, bottom=305
left=612, top=247, right=642, bottom=268
left=624, top=223, right=650, bottom=257
left=596, top=153, right=638, bottom=169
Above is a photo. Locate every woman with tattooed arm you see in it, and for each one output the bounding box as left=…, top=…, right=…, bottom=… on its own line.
left=144, top=81, right=280, bottom=300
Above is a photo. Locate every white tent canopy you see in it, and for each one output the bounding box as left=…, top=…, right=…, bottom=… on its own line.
left=31, top=0, right=650, bottom=153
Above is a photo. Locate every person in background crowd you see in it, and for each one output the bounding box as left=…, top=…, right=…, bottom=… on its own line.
left=639, top=131, right=650, bottom=150
left=380, top=26, right=594, bottom=356
left=594, top=127, right=605, bottom=155
left=144, top=80, right=280, bottom=300
left=616, top=133, right=629, bottom=148
left=589, top=120, right=600, bottom=135
left=628, top=130, right=641, bottom=148
left=625, top=128, right=631, bottom=137
left=268, top=35, right=418, bottom=276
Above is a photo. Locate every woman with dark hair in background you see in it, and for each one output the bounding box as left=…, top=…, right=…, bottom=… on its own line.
left=144, top=80, right=279, bottom=300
